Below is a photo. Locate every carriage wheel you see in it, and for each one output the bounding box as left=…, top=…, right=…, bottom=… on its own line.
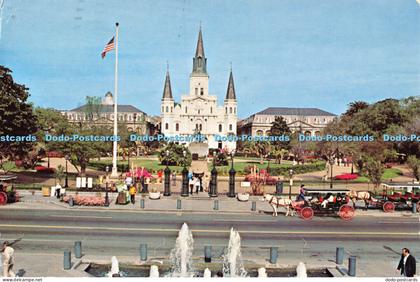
left=339, top=205, right=355, bottom=221
left=300, top=207, right=314, bottom=220
left=0, top=192, right=8, bottom=205
left=383, top=201, right=395, bottom=213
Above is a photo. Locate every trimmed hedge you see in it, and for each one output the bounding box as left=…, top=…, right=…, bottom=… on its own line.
left=267, top=162, right=326, bottom=176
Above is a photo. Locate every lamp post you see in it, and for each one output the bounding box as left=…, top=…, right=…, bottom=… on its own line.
left=164, top=150, right=171, bottom=196
left=228, top=150, right=236, bottom=198
left=209, top=151, right=218, bottom=197
left=330, top=158, right=334, bottom=189
left=105, top=165, right=110, bottom=206
left=64, top=155, right=69, bottom=188
left=181, top=150, right=189, bottom=197
left=288, top=169, right=294, bottom=199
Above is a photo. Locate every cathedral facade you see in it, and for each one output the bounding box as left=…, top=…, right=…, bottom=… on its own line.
left=160, top=28, right=237, bottom=154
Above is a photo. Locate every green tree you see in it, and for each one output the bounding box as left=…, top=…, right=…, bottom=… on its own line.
left=343, top=101, right=369, bottom=117
left=36, top=111, right=112, bottom=175
left=364, top=157, right=384, bottom=188
left=407, top=155, right=420, bottom=181
left=54, top=164, right=65, bottom=185
left=0, top=66, right=38, bottom=170
left=243, top=141, right=271, bottom=164
left=158, top=143, right=192, bottom=167
left=84, top=96, right=103, bottom=121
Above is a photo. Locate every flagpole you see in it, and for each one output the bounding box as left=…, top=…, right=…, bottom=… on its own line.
left=111, top=22, right=119, bottom=178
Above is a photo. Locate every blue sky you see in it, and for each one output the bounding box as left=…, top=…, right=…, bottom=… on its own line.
left=0, top=0, right=419, bottom=118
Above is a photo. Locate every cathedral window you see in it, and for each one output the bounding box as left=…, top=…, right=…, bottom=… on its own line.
left=165, top=123, right=168, bottom=130
left=166, top=106, right=169, bottom=113
left=230, top=107, right=232, bottom=114
left=234, top=107, right=236, bottom=114
left=171, top=107, right=173, bottom=113
left=200, top=88, right=204, bottom=95
left=198, top=109, right=200, bottom=114
left=176, top=123, right=179, bottom=131
left=162, top=106, right=164, bottom=112
left=185, top=107, right=188, bottom=113
left=229, top=124, right=233, bottom=131
left=195, top=88, right=198, bottom=95
left=210, top=107, right=213, bottom=114
left=219, top=124, right=222, bottom=132
left=225, top=107, right=227, bottom=114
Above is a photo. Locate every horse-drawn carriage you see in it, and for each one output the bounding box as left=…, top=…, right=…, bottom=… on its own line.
left=0, top=175, right=19, bottom=205
left=377, top=183, right=420, bottom=213
left=263, top=188, right=355, bottom=220
left=293, top=189, right=355, bottom=220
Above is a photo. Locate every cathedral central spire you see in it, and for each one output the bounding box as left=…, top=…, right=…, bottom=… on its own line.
left=192, top=27, right=207, bottom=75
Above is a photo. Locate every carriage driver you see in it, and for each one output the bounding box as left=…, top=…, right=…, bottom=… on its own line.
left=296, top=185, right=305, bottom=201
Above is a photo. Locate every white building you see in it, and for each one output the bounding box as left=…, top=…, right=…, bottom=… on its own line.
left=160, top=28, right=237, bottom=155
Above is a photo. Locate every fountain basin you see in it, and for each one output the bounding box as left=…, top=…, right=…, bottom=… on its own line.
left=85, top=263, right=332, bottom=277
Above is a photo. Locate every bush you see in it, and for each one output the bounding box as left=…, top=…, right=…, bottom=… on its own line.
left=35, top=166, right=55, bottom=174
left=214, top=151, right=229, bottom=166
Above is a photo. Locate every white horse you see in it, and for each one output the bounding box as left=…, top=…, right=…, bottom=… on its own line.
left=262, top=194, right=294, bottom=217
left=346, top=191, right=378, bottom=210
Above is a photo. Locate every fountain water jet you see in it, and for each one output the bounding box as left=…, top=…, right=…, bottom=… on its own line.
left=107, top=256, right=120, bottom=277
left=296, top=262, right=307, bottom=278
left=258, top=267, right=267, bottom=277
left=149, top=265, right=159, bottom=277
left=169, top=223, right=194, bottom=277
left=203, top=268, right=211, bottom=278
left=222, top=228, right=247, bottom=277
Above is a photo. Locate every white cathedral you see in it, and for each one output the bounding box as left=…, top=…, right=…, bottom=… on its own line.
left=160, top=28, right=237, bottom=155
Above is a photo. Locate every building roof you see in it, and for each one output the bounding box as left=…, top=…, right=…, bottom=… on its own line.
left=225, top=70, right=236, bottom=100
left=256, top=107, right=336, bottom=116
left=162, top=70, right=173, bottom=99
left=69, top=104, right=146, bottom=114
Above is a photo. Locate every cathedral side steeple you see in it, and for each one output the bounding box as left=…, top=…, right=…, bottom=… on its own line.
left=192, top=27, right=207, bottom=75
left=162, top=70, right=173, bottom=100
left=225, top=70, right=236, bottom=100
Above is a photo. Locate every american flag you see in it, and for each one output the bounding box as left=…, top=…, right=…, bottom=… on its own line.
left=101, top=37, right=115, bottom=59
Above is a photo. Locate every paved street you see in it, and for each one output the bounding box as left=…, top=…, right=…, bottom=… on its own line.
left=0, top=206, right=419, bottom=277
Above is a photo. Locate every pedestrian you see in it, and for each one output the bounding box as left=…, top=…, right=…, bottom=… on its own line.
left=129, top=185, right=136, bottom=204
left=189, top=176, right=195, bottom=194
left=396, top=248, right=416, bottom=277
left=171, top=172, right=177, bottom=186
left=2, top=241, right=15, bottom=277
left=55, top=182, right=62, bottom=199
left=125, top=175, right=133, bottom=187
left=194, top=177, right=200, bottom=193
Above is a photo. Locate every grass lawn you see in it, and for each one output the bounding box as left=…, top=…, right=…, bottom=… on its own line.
left=353, top=168, right=403, bottom=183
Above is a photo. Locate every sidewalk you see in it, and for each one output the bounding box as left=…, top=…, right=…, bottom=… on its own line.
left=4, top=190, right=418, bottom=218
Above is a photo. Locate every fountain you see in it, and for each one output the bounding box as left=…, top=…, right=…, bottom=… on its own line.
left=222, top=228, right=247, bottom=277
left=203, top=268, right=211, bottom=278
left=258, top=267, right=267, bottom=277
left=169, top=223, right=194, bottom=277
left=149, top=265, right=159, bottom=277
left=296, top=262, right=307, bottom=278
left=107, top=256, right=120, bottom=277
